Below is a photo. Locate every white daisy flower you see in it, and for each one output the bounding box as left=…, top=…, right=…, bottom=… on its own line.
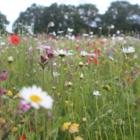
left=93, top=91, right=101, bottom=96
left=19, top=85, right=53, bottom=109
left=80, top=51, right=89, bottom=57
left=121, top=46, right=135, bottom=54
left=53, top=72, right=60, bottom=77
left=53, top=49, right=73, bottom=57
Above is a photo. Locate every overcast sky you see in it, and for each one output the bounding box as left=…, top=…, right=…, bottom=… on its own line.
left=0, top=0, right=140, bottom=32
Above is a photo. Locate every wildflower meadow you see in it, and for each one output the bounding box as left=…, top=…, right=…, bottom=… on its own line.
left=0, top=27, right=140, bottom=140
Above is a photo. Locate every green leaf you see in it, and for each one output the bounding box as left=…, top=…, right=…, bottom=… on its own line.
left=52, top=114, right=71, bottom=130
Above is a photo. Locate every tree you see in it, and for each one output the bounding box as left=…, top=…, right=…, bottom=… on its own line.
left=77, top=4, right=98, bottom=33
left=0, top=12, right=9, bottom=33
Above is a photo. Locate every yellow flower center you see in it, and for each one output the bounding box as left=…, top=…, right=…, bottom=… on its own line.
left=30, top=95, right=42, bottom=103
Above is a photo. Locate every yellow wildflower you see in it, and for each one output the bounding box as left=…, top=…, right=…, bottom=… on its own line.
left=125, top=64, right=128, bottom=67
left=13, top=95, right=18, bottom=99
left=114, top=48, right=118, bottom=52
left=68, top=123, right=79, bottom=134
left=0, top=118, right=6, bottom=123
left=39, top=126, right=43, bottom=131
left=100, top=53, right=104, bottom=57
left=13, top=126, right=18, bottom=132
left=64, top=68, right=67, bottom=71
left=17, top=93, right=21, bottom=97
left=75, top=136, right=84, bottom=140
left=57, top=93, right=61, bottom=97
left=61, top=122, right=71, bottom=131
left=7, top=90, right=12, bottom=96
left=106, top=85, right=111, bottom=90
left=59, top=117, right=62, bottom=120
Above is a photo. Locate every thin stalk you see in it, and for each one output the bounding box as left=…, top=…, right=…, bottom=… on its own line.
left=112, top=125, right=117, bottom=140
left=123, top=126, right=125, bottom=140
left=119, top=126, right=123, bottom=140
left=0, top=81, right=3, bottom=139
left=60, top=58, right=66, bottom=114
left=75, top=66, right=82, bottom=118
left=127, top=99, right=133, bottom=140
left=104, top=131, right=108, bottom=140
left=42, top=69, right=46, bottom=140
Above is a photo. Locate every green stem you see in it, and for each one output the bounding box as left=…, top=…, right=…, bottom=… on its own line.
left=60, top=58, right=66, bottom=114
left=119, top=126, right=123, bottom=140
left=42, top=69, right=46, bottom=140
left=75, top=66, right=82, bottom=118
left=127, top=99, right=133, bottom=140
left=104, top=131, right=108, bottom=140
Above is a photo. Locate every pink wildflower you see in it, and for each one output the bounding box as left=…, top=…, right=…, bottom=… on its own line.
left=0, top=71, right=10, bottom=81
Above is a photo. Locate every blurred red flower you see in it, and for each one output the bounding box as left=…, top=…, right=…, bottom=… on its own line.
left=127, top=76, right=131, bottom=83
left=18, top=134, right=26, bottom=140
left=93, top=59, right=98, bottom=65
left=94, top=49, right=100, bottom=54
left=10, top=34, right=21, bottom=45
left=101, top=41, right=105, bottom=44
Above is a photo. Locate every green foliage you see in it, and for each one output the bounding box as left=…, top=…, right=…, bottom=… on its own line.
left=12, top=1, right=140, bottom=35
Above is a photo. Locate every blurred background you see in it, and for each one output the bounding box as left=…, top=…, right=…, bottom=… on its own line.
left=0, top=0, right=140, bottom=35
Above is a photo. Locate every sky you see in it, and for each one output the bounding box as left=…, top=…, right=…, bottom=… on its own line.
left=0, top=0, right=140, bottom=32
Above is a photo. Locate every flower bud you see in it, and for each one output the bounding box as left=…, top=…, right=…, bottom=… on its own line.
left=7, top=56, right=13, bottom=63
left=52, top=86, right=56, bottom=90
left=68, top=82, right=73, bottom=87
left=122, top=121, right=125, bottom=126
left=118, top=119, right=122, bottom=126
left=96, top=81, right=99, bottom=85
left=79, top=62, right=84, bottom=67
left=103, top=126, right=106, bottom=130
left=133, top=117, right=136, bottom=122
left=94, top=131, right=98, bottom=135
left=82, top=117, right=87, bottom=122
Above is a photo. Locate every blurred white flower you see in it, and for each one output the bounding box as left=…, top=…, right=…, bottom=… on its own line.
left=81, top=51, right=89, bottom=57
left=133, top=54, right=137, bottom=59
left=53, top=72, right=60, bottom=77
left=57, top=31, right=64, bottom=34
left=48, top=22, right=55, bottom=27
left=0, top=42, right=5, bottom=46
left=8, top=56, right=13, bottom=63
left=93, top=91, right=101, bottom=96
left=111, top=25, right=114, bottom=29
left=53, top=49, right=73, bottom=57
left=121, top=46, right=135, bottom=54
left=108, top=56, right=114, bottom=61
left=67, top=28, right=74, bottom=32
left=116, top=30, right=120, bottom=34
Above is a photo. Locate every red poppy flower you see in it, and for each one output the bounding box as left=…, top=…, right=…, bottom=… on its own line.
left=127, top=76, right=131, bottom=83
left=101, top=41, right=105, bottom=44
left=18, top=134, right=26, bottom=140
left=93, top=59, right=98, bottom=65
left=76, top=46, right=80, bottom=50
left=94, top=49, right=100, bottom=54
left=10, top=34, right=21, bottom=45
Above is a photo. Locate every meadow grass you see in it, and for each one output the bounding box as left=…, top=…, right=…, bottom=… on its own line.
left=0, top=33, right=140, bottom=140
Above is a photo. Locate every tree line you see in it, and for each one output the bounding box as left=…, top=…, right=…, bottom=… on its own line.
left=1, top=1, right=140, bottom=35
